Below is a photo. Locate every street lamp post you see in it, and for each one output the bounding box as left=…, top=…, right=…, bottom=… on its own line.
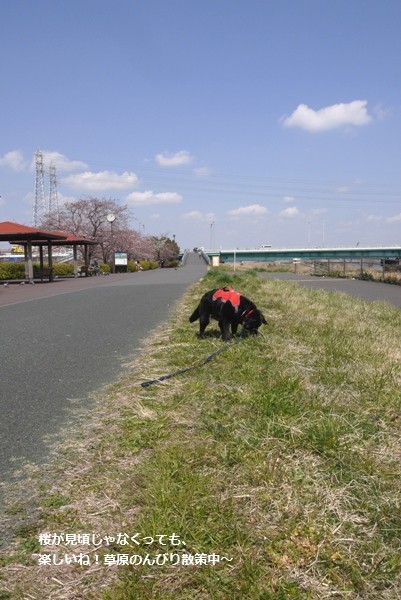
left=106, top=213, right=116, bottom=272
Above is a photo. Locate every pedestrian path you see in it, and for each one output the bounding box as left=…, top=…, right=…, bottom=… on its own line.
left=259, top=272, right=401, bottom=308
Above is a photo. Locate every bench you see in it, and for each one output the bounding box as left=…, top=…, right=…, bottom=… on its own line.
left=33, top=266, right=53, bottom=281
left=78, top=265, right=93, bottom=277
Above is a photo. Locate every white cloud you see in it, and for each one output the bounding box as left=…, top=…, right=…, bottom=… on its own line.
left=61, top=170, right=139, bottom=191
left=373, top=103, right=389, bottom=121
left=193, top=167, right=212, bottom=177
left=126, top=190, right=183, bottom=205
left=181, top=210, right=215, bottom=221
left=387, top=213, right=401, bottom=223
left=227, top=204, right=268, bottom=217
left=155, top=150, right=193, bottom=167
left=41, top=151, right=88, bottom=172
left=54, top=191, right=78, bottom=206
left=280, top=206, right=299, bottom=218
left=282, top=100, right=372, bottom=132
left=283, top=195, right=295, bottom=203
left=27, top=150, right=88, bottom=173
left=310, top=207, right=327, bottom=216
left=0, top=150, right=26, bottom=171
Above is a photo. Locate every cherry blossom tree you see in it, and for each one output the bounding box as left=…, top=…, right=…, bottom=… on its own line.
left=41, top=197, right=180, bottom=265
left=150, top=235, right=180, bottom=264
left=41, top=197, right=131, bottom=262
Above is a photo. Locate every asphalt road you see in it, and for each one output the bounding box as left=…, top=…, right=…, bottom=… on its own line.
left=0, top=254, right=207, bottom=489
left=259, top=272, right=401, bottom=308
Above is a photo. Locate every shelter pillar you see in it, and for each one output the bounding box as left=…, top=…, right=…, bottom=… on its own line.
left=39, top=246, right=44, bottom=270
left=47, top=242, right=54, bottom=281
left=73, top=246, right=78, bottom=277
left=26, top=241, right=34, bottom=282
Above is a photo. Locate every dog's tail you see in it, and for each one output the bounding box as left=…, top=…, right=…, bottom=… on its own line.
left=189, top=306, right=200, bottom=322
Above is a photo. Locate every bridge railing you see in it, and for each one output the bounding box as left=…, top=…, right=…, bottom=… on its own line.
left=199, top=249, right=210, bottom=265
left=181, top=250, right=189, bottom=265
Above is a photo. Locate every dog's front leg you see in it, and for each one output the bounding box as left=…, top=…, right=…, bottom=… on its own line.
left=231, top=321, right=239, bottom=337
left=219, top=320, right=231, bottom=341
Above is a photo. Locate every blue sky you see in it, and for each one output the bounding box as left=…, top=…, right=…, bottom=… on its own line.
left=1, top=0, right=401, bottom=250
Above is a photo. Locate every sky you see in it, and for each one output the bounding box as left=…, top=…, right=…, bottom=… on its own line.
left=1, top=0, right=401, bottom=251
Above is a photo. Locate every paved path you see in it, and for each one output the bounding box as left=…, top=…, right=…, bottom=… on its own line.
left=259, top=272, right=401, bottom=308
left=0, top=255, right=207, bottom=490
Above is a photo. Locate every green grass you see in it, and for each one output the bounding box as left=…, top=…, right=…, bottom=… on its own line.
left=1, top=268, right=401, bottom=599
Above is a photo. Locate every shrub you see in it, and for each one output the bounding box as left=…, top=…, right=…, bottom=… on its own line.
left=358, top=271, right=374, bottom=281
left=383, top=275, right=401, bottom=286
left=126, top=260, right=160, bottom=272
left=0, top=262, right=25, bottom=280
left=139, top=260, right=159, bottom=271
left=325, top=270, right=344, bottom=278
left=128, top=260, right=141, bottom=273
left=164, top=259, right=180, bottom=268
left=53, top=263, right=74, bottom=277
left=100, top=263, right=111, bottom=274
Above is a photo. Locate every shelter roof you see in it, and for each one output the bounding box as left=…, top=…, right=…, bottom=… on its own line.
left=0, top=222, right=96, bottom=246
left=47, top=231, right=97, bottom=246
left=0, top=221, right=66, bottom=242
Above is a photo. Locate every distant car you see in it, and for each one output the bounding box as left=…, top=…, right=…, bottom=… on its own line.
left=259, top=245, right=272, bottom=249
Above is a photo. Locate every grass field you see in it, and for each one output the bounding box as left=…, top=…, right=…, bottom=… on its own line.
left=1, top=268, right=401, bottom=599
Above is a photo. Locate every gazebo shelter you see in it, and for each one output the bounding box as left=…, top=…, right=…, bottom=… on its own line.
left=0, top=221, right=97, bottom=281
left=35, top=230, right=98, bottom=278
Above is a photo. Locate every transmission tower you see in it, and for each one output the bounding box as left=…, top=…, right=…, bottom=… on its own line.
left=33, top=149, right=46, bottom=227
left=49, top=162, right=59, bottom=222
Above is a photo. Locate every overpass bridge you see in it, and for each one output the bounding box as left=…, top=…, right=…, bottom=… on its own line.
left=199, top=246, right=401, bottom=264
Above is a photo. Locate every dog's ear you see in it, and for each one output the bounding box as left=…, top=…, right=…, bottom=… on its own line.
left=260, top=312, right=267, bottom=325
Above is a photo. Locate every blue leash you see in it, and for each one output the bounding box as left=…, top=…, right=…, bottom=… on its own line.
left=141, top=335, right=244, bottom=388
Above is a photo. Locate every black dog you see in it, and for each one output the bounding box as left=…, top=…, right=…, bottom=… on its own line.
left=189, top=286, right=267, bottom=341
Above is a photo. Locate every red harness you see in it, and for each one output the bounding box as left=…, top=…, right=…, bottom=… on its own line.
left=212, top=286, right=241, bottom=308
left=212, top=286, right=256, bottom=321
